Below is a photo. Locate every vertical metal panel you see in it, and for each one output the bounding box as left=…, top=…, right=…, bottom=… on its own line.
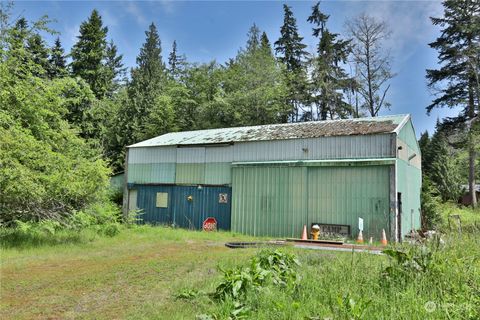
left=127, top=163, right=175, bottom=184
left=233, top=134, right=394, bottom=162
left=128, top=146, right=177, bottom=163
left=176, top=163, right=205, bottom=184
left=134, top=185, right=231, bottom=230
left=135, top=185, right=173, bottom=225
left=205, top=163, right=231, bottom=185
left=177, top=147, right=205, bottom=163
left=128, top=189, right=138, bottom=212
left=205, top=146, right=234, bottom=162
left=172, top=186, right=231, bottom=230
left=231, top=166, right=307, bottom=237
left=232, top=165, right=391, bottom=238
left=396, top=159, right=421, bottom=237
left=307, top=166, right=390, bottom=239
left=396, top=120, right=422, bottom=238
left=398, top=120, right=420, bottom=153
left=110, top=173, right=124, bottom=191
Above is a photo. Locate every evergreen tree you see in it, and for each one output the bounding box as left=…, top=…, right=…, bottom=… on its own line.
left=274, top=4, right=309, bottom=122
left=168, top=40, right=187, bottom=81
left=308, top=2, right=353, bottom=120
left=223, top=24, right=288, bottom=125
left=429, top=131, right=462, bottom=202
left=260, top=32, right=272, bottom=54
left=26, top=33, right=49, bottom=76
left=418, top=130, right=434, bottom=175
left=70, top=9, right=109, bottom=99
left=48, top=37, right=67, bottom=78
left=246, top=23, right=260, bottom=52
left=104, top=40, right=126, bottom=96
left=124, top=22, right=172, bottom=143
left=426, top=0, right=480, bottom=207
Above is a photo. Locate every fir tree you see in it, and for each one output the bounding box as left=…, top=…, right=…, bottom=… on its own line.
left=426, top=0, right=480, bottom=207
left=125, top=22, right=171, bottom=143
left=168, top=40, right=187, bottom=81
left=70, top=9, right=109, bottom=98
left=274, top=4, right=309, bottom=122
left=26, top=33, right=50, bottom=77
left=429, top=130, right=462, bottom=202
left=246, top=23, right=260, bottom=52
left=260, top=32, right=272, bottom=55
left=308, top=2, right=353, bottom=120
left=48, top=37, right=67, bottom=78
left=104, top=40, right=126, bottom=96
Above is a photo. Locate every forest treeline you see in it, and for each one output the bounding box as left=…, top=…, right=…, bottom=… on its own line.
left=0, top=1, right=478, bottom=225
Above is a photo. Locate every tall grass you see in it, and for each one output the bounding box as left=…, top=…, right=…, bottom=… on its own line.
left=0, top=201, right=122, bottom=249
left=438, top=202, right=480, bottom=233
left=194, top=234, right=480, bottom=319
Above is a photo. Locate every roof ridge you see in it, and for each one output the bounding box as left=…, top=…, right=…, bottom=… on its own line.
left=129, top=114, right=409, bottom=148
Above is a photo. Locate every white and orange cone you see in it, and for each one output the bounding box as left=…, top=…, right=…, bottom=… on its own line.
left=381, top=229, right=388, bottom=246
left=356, top=230, right=364, bottom=244
left=301, top=225, right=308, bottom=240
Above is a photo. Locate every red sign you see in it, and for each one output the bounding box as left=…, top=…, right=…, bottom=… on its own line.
left=203, top=217, right=217, bottom=231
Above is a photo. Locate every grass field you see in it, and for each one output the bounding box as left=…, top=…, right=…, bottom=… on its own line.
left=1, top=226, right=479, bottom=319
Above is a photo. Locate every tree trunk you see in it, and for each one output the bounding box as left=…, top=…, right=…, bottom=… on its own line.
left=468, top=143, right=477, bottom=208
left=468, top=82, right=477, bottom=208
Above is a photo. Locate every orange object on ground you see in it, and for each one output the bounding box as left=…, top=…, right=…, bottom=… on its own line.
left=356, top=230, right=364, bottom=244
left=381, top=229, right=388, bottom=246
left=301, top=225, right=308, bottom=240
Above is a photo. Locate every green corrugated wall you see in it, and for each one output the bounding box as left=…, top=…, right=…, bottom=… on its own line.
left=231, top=165, right=391, bottom=238
left=397, top=119, right=422, bottom=236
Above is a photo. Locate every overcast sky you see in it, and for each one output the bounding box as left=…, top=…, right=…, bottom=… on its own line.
left=12, top=0, right=461, bottom=136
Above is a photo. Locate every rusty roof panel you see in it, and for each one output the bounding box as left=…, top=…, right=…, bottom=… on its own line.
left=129, top=114, right=408, bottom=148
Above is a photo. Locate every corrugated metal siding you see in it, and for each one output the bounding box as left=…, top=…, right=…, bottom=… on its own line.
left=131, top=185, right=231, bottom=230
left=135, top=185, right=173, bottom=224
left=127, top=134, right=395, bottom=186
left=127, top=163, right=176, bottom=184
left=205, top=163, right=231, bottom=185
left=398, top=120, right=420, bottom=154
left=205, top=146, right=234, bottom=162
left=307, top=166, right=390, bottom=239
left=128, top=146, right=176, bottom=163
left=231, top=165, right=391, bottom=238
left=171, top=186, right=231, bottom=230
left=176, top=163, right=205, bottom=184
left=397, top=160, right=422, bottom=237
left=233, top=134, right=394, bottom=162
left=396, top=119, right=422, bottom=238
left=177, top=147, right=205, bottom=163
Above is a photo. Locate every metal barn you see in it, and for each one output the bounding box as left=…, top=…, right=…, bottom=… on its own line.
left=123, top=114, right=421, bottom=242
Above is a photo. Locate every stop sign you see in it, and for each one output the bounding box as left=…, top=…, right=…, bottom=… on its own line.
left=203, top=217, right=217, bottom=231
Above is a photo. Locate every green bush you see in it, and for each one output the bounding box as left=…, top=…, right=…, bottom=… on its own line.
left=0, top=37, right=110, bottom=225
left=0, top=201, right=122, bottom=248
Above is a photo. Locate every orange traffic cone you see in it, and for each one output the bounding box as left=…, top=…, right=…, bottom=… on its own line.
left=301, top=225, right=308, bottom=240
left=381, top=229, right=388, bottom=246
left=356, top=230, right=364, bottom=244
